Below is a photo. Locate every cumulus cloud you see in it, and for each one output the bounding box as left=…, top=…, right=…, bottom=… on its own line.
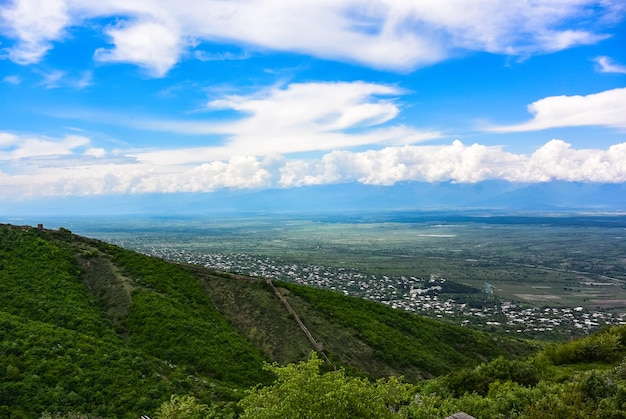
left=160, top=156, right=273, bottom=193
left=276, top=139, right=626, bottom=186
left=522, top=140, right=626, bottom=182
left=277, top=141, right=521, bottom=186
left=2, top=131, right=626, bottom=199
left=1, top=0, right=621, bottom=74
left=0, top=0, right=69, bottom=63
left=489, top=87, right=626, bottom=132
left=595, top=56, right=626, bottom=74
left=94, top=20, right=184, bottom=77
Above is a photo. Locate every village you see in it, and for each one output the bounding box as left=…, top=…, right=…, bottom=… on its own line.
left=141, top=246, right=626, bottom=339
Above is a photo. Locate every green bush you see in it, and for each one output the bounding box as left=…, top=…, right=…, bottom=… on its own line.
left=239, top=353, right=415, bottom=419
left=154, top=395, right=209, bottom=419
left=541, top=328, right=622, bottom=365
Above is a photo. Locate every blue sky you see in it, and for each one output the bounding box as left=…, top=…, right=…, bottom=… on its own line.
left=1, top=0, right=626, bottom=208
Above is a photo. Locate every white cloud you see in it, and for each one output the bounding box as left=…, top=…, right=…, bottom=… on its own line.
left=0, top=133, right=91, bottom=160
left=2, top=130, right=625, bottom=199
left=276, top=139, right=626, bottom=186
left=194, top=50, right=250, bottom=62
left=210, top=82, right=400, bottom=130
left=94, top=20, right=183, bottom=77
left=132, top=81, right=442, bottom=164
left=74, top=71, right=92, bottom=88
left=40, top=69, right=64, bottom=88
left=595, top=56, right=626, bottom=74
left=166, top=156, right=273, bottom=192
left=38, top=69, right=92, bottom=89
left=489, top=87, right=626, bottom=132
left=84, top=147, right=105, bottom=157
left=277, top=141, right=525, bottom=186
left=2, top=75, right=21, bottom=84
left=1, top=0, right=621, bottom=74
left=521, top=140, right=626, bottom=182
left=0, top=0, right=69, bottom=63
left=0, top=133, right=17, bottom=147
left=380, top=1, right=609, bottom=56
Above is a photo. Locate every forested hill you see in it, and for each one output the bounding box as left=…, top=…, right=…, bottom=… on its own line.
left=0, top=223, right=533, bottom=417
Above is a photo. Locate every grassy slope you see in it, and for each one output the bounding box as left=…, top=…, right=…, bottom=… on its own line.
left=276, top=282, right=533, bottom=380
left=0, top=224, right=536, bottom=417
left=189, top=268, right=536, bottom=381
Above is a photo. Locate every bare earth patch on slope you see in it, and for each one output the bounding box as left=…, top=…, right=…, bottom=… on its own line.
left=195, top=271, right=314, bottom=365
left=78, top=250, right=134, bottom=328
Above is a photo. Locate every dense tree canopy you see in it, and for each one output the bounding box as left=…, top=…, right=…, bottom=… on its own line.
left=239, top=353, right=414, bottom=418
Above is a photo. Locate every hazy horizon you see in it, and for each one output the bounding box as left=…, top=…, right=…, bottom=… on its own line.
left=1, top=180, right=626, bottom=218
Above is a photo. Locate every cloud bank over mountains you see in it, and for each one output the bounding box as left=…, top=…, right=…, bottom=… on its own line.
left=2, top=135, right=625, bottom=199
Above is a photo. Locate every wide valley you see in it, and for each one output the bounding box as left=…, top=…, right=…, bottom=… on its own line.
left=9, top=211, right=626, bottom=340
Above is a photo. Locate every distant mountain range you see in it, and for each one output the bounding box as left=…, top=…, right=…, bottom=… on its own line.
left=3, top=181, right=626, bottom=216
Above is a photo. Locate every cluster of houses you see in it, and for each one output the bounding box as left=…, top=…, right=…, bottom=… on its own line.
left=141, top=246, right=626, bottom=338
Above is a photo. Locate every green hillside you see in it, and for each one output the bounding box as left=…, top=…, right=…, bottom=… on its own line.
left=1, top=223, right=538, bottom=417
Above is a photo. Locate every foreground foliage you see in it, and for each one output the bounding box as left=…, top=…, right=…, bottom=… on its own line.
left=235, top=328, right=626, bottom=418
left=26, top=325, right=626, bottom=417
left=239, top=353, right=413, bottom=418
